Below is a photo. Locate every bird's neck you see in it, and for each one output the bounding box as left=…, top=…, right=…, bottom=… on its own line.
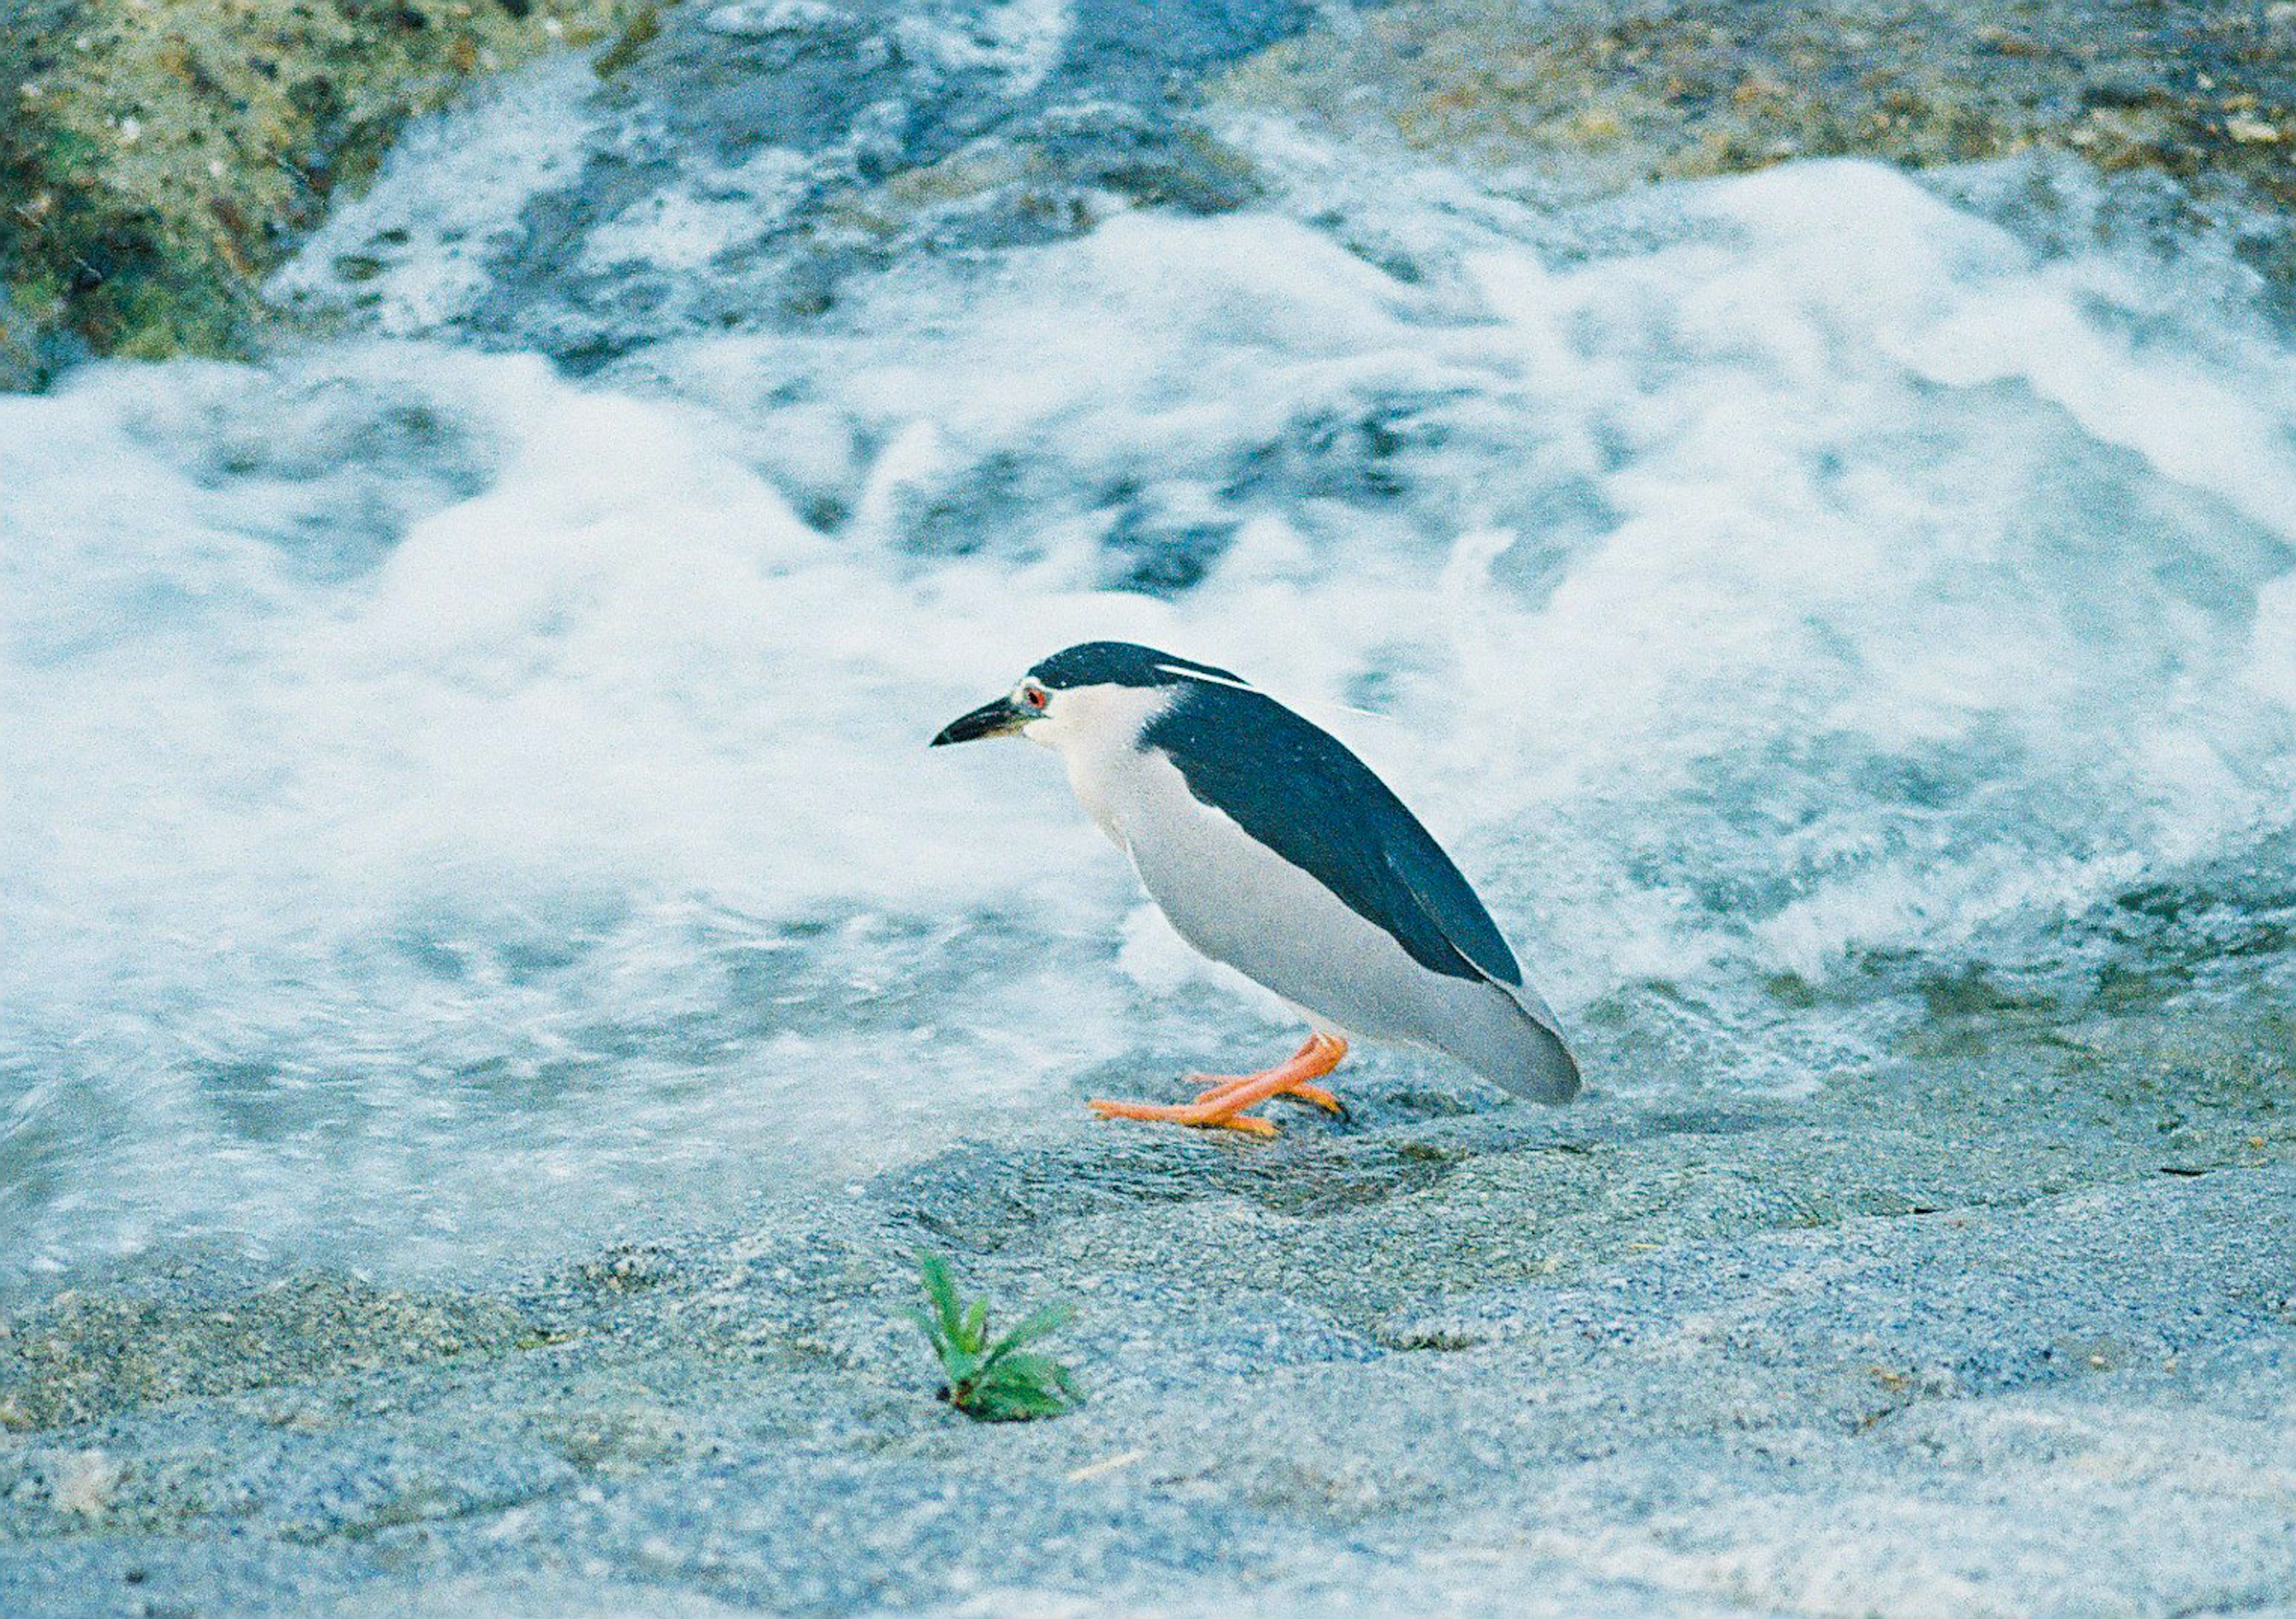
left=1028, top=685, right=1175, bottom=853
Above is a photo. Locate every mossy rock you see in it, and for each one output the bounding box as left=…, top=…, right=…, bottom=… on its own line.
left=1, top=0, right=657, bottom=387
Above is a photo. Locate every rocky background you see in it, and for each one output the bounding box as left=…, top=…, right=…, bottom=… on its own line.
left=15, top=0, right=2296, bottom=386
left=0, top=0, right=652, bottom=385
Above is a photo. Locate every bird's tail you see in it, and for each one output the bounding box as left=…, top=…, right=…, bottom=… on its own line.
left=1431, top=977, right=1582, bottom=1103
left=1489, top=1010, right=1581, bottom=1102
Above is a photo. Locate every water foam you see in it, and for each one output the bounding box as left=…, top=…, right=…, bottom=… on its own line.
left=8, top=125, right=2296, bottom=1283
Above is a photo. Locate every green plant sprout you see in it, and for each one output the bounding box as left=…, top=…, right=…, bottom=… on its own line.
left=906, top=1253, right=1080, bottom=1422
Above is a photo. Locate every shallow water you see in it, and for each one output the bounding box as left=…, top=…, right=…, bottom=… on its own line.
left=6, top=38, right=2296, bottom=1291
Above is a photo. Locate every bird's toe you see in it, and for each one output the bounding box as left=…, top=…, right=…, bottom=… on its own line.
left=1086, top=1095, right=1283, bottom=1137
left=1275, top=1081, right=1347, bottom=1117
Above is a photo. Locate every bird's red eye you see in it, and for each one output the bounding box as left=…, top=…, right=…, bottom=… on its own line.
left=1021, top=685, right=1048, bottom=710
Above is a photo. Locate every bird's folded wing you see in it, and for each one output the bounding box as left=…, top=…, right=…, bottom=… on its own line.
left=1145, top=691, right=1526, bottom=992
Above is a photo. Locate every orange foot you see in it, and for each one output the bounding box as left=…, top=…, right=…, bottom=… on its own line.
left=1089, top=1033, right=1349, bottom=1138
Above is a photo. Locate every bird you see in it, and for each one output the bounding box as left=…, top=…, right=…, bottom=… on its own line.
left=931, top=640, right=1580, bottom=1136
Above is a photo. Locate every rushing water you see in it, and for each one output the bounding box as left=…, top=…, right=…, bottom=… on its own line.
left=6, top=25, right=2296, bottom=1290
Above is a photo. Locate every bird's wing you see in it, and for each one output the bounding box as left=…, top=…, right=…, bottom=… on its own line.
left=1143, top=688, right=1526, bottom=991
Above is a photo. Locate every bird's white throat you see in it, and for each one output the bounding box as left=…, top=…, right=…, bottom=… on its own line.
left=1024, top=683, right=1179, bottom=849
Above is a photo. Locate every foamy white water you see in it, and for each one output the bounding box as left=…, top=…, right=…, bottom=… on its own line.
left=7, top=69, right=2296, bottom=1284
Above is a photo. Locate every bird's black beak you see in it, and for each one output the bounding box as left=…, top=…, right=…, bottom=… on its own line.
left=931, top=696, right=1027, bottom=747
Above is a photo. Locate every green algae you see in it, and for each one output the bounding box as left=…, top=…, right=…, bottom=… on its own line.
left=0, top=0, right=653, bottom=387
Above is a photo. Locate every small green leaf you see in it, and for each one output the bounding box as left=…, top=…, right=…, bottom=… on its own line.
left=945, top=1343, right=985, bottom=1386
left=965, top=1351, right=1079, bottom=1420
left=989, top=1350, right=1076, bottom=1389
left=904, top=1253, right=1081, bottom=1422
left=995, top=1300, right=1077, bottom=1352
left=919, top=1253, right=966, bottom=1341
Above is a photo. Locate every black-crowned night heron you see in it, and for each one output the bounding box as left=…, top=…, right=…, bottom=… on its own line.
left=932, top=641, right=1580, bottom=1136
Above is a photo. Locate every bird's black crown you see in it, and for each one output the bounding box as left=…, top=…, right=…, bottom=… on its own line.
left=1027, top=641, right=1245, bottom=692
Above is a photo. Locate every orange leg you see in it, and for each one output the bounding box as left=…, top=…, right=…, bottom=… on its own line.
left=1089, top=1033, right=1349, bottom=1137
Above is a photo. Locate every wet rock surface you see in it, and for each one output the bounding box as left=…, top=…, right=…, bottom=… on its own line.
left=0, top=0, right=657, bottom=385
left=239, top=0, right=2296, bottom=369
left=28, top=0, right=2296, bottom=381
left=271, top=0, right=1319, bottom=369
left=2, top=1015, right=2290, bottom=1617
left=1223, top=1, right=2296, bottom=204
left=0, top=0, right=1338, bottom=386
left=1220, top=0, right=2296, bottom=313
